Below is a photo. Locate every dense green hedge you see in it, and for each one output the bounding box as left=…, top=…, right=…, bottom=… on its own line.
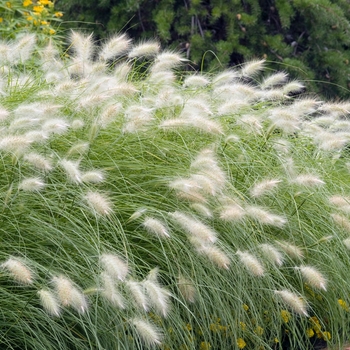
left=55, top=0, right=350, bottom=98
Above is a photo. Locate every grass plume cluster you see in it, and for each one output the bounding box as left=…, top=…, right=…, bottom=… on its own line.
left=1, top=32, right=350, bottom=349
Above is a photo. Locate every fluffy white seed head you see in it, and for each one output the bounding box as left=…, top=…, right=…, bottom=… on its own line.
left=100, top=253, right=128, bottom=281
left=1, top=257, right=33, bottom=284
left=276, top=241, right=304, bottom=260
left=84, top=191, right=113, bottom=216
left=128, top=41, right=160, bottom=58
left=199, top=245, right=230, bottom=269
left=274, top=289, right=308, bottom=316
left=100, top=272, right=125, bottom=308
left=11, top=34, right=36, bottom=63
left=282, top=81, right=305, bottom=95
left=70, top=31, right=94, bottom=61
left=343, top=237, right=350, bottom=250
left=143, top=279, right=170, bottom=317
left=126, top=280, right=149, bottom=311
left=130, top=318, right=163, bottom=347
left=236, top=251, right=264, bottom=276
left=241, top=59, right=265, bottom=77
left=183, top=75, right=210, bottom=87
left=246, top=206, right=287, bottom=227
left=143, top=217, right=170, bottom=238
left=297, top=265, right=327, bottom=291
left=331, top=213, right=350, bottom=232
left=18, top=177, right=45, bottom=192
left=151, top=51, right=186, bottom=72
left=250, top=179, right=281, bottom=198
left=169, top=211, right=217, bottom=244
left=260, top=72, right=288, bottom=89
left=98, top=103, right=123, bottom=128
left=177, top=275, right=196, bottom=303
left=259, top=244, right=284, bottom=266
left=292, top=174, right=325, bottom=187
left=219, top=204, right=246, bottom=221
left=81, top=170, right=105, bottom=184
left=59, top=159, right=81, bottom=184
left=23, top=153, right=53, bottom=172
left=189, top=203, right=212, bottom=218
left=0, top=135, right=31, bottom=154
left=37, top=289, right=61, bottom=317
left=99, top=34, right=131, bottom=61
left=52, top=275, right=88, bottom=313
left=329, top=195, right=350, bottom=213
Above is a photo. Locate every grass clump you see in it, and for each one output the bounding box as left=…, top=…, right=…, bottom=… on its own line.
left=1, top=30, right=350, bottom=350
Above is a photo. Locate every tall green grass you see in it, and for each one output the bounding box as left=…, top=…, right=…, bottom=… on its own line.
left=0, top=31, right=350, bottom=349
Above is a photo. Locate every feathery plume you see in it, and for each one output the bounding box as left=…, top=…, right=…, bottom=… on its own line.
left=260, top=72, right=288, bottom=89
left=52, top=275, right=88, bottom=314
left=297, top=265, right=327, bottom=291
left=130, top=318, right=163, bottom=347
left=236, top=250, right=264, bottom=277
left=126, top=280, right=148, bottom=311
left=250, top=179, right=281, bottom=198
left=343, top=237, right=350, bottom=250
left=98, top=103, right=123, bottom=128
left=70, top=31, right=94, bottom=61
left=11, top=34, right=36, bottom=63
left=259, top=244, right=284, bottom=266
left=169, top=211, right=217, bottom=243
left=274, top=289, right=308, bottom=316
left=42, top=118, right=69, bottom=135
left=143, top=279, right=170, bottom=317
left=292, top=174, right=325, bottom=187
left=23, top=153, right=52, bottom=172
left=1, top=257, right=33, bottom=284
left=18, top=177, right=45, bottom=192
left=0, top=135, right=31, bottom=154
left=99, top=34, right=131, bottom=61
left=282, top=81, right=305, bottom=95
left=100, top=253, right=128, bottom=281
left=212, top=69, right=239, bottom=86
left=199, top=245, right=230, bottom=269
left=219, top=204, right=246, bottom=221
left=143, top=217, right=170, bottom=238
left=100, top=272, right=125, bottom=308
left=331, top=213, right=350, bottom=232
left=128, top=41, right=160, bottom=58
left=183, top=75, right=210, bottom=87
left=66, top=142, right=90, bottom=157
left=329, top=195, right=350, bottom=213
left=276, top=241, right=304, bottom=260
left=246, top=206, right=287, bottom=227
left=151, top=51, right=186, bottom=72
left=189, top=203, right=212, bottom=218
left=241, top=59, right=265, bottom=77
left=59, top=159, right=81, bottom=184
left=37, top=289, right=61, bottom=317
left=177, top=275, right=196, bottom=303
left=81, top=170, right=105, bottom=184
left=84, top=191, right=113, bottom=216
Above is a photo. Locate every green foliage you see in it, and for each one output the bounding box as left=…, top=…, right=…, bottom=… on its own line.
left=55, top=0, right=350, bottom=98
left=0, top=0, right=64, bottom=43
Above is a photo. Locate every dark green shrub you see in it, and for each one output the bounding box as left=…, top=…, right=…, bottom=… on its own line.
left=55, top=0, right=350, bottom=98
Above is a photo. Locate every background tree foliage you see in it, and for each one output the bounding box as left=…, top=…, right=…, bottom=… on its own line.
left=56, top=0, right=350, bottom=98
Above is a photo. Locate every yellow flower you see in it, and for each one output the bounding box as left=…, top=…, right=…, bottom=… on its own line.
left=237, top=338, right=247, bottom=349
left=306, top=328, right=315, bottom=338
left=338, top=299, right=349, bottom=311
left=40, top=20, right=48, bottom=25
left=254, top=326, right=264, bottom=336
left=49, top=29, right=56, bottom=35
left=199, top=342, right=211, bottom=350
left=54, top=12, right=63, bottom=18
left=0, top=18, right=3, bottom=23
left=185, top=323, right=192, bottom=331
left=280, top=310, right=291, bottom=323
left=23, top=0, right=32, bottom=6
left=274, top=338, right=279, bottom=343
left=209, top=323, right=218, bottom=332
left=26, top=16, right=33, bottom=21
left=239, top=322, right=246, bottom=331
left=6, top=2, right=11, bottom=8
left=323, top=331, right=331, bottom=341
left=39, top=0, right=50, bottom=4
left=243, top=304, right=249, bottom=311
left=33, top=5, right=44, bottom=13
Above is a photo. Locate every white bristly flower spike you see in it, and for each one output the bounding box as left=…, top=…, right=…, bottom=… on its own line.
left=1, top=257, right=33, bottom=284
left=276, top=241, right=304, bottom=260
left=274, top=289, right=308, bottom=316
left=37, top=289, right=61, bottom=317
left=100, top=253, right=129, bottom=281
left=128, top=41, right=160, bottom=58
left=84, top=191, right=113, bottom=216
left=241, top=59, right=265, bottom=77
left=130, top=318, right=163, bottom=347
left=99, top=33, right=132, bottom=61
left=59, top=159, right=81, bottom=184
left=297, top=265, right=327, bottom=291
left=143, top=279, right=170, bottom=317
left=236, top=250, right=264, bottom=276
left=250, top=179, right=281, bottom=198
left=177, top=275, right=196, bottom=303
left=18, top=177, right=45, bottom=192
left=100, top=272, right=125, bottom=309
left=259, top=244, right=284, bottom=267
left=142, top=217, right=170, bottom=238
left=292, top=174, right=325, bottom=187
left=199, top=245, right=231, bottom=269
left=126, top=280, right=149, bottom=311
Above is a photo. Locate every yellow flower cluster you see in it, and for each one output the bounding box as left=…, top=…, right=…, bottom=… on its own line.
left=0, top=0, right=63, bottom=38
left=307, top=316, right=331, bottom=341
left=338, top=299, right=349, bottom=311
